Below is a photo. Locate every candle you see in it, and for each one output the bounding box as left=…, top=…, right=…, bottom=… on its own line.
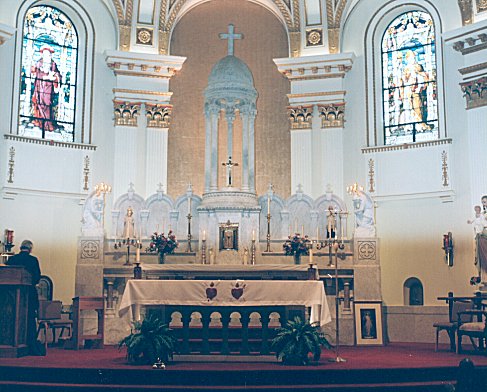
left=188, top=197, right=192, bottom=214
left=316, top=227, right=319, bottom=241
left=267, top=196, right=270, bottom=214
left=294, top=219, right=297, bottom=234
left=309, top=247, right=313, bottom=264
left=136, top=243, right=141, bottom=262
left=203, top=230, right=206, bottom=240
left=301, top=225, right=304, bottom=236
left=252, top=230, right=255, bottom=241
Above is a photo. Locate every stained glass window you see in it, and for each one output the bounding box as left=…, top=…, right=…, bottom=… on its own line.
left=382, top=11, right=438, bottom=145
left=18, top=6, right=78, bottom=142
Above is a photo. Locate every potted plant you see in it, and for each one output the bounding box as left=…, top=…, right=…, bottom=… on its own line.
left=118, top=313, right=177, bottom=365
left=147, top=230, right=178, bottom=264
left=271, top=316, right=330, bottom=365
left=283, top=233, right=311, bottom=264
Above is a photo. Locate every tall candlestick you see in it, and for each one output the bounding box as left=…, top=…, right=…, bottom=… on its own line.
left=252, top=230, right=255, bottom=241
left=267, top=196, right=270, bottom=215
left=188, top=197, right=192, bottom=214
left=203, top=230, right=206, bottom=240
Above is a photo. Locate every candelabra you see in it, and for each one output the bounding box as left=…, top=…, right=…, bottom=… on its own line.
left=114, top=237, right=137, bottom=266
left=95, top=182, right=112, bottom=230
left=201, top=239, right=207, bottom=264
left=187, top=212, right=193, bottom=253
left=265, top=212, right=271, bottom=252
left=329, top=241, right=346, bottom=363
left=250, top=238, right=256, bottom=265
left=316, top=237, right=345, bottom=266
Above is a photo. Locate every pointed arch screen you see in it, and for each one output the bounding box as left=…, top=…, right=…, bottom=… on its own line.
left=18, top=6, right=78, bottom=142
left=382, top=11, right=438, bottom=146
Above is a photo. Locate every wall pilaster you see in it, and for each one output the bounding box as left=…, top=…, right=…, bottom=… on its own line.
left=105, top=50, right=185, bottom=198
left=274, top=53, right=354, bottom=198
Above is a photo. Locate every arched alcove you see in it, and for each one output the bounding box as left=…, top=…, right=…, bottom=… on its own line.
left=403, top=277, right=424, bottom=306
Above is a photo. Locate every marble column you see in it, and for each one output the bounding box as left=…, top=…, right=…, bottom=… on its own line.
left=241, top=111, right=250, bottom=192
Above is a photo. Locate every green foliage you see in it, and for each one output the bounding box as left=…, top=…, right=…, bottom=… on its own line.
left=118, top=313, right=177, bottom=365
left=271, top=316, right=331, bottom=366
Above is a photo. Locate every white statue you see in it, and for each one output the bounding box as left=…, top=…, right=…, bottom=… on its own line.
left=122, top=207, right=136, bottom=239
left=81, top=192, right=104, bottom=236
left=352, top=190, right=376, bottom=238
left=242, top=248, right=249, bottom=265
left=468, top=205, right=487, bottom=236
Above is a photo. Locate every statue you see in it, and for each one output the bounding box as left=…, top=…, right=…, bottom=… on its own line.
left=326, top=206, right=337, bottom=238
left=472, top=198, right=487, bottom=282
left=352, top=190, right=376, bottom=238
left=242, top=248, right=249, bottom=265
left=81, top=192, right=104, bottom=236
left=209, top=248, right=216, bottom=265
left=122, top=207, right=135, bottom=239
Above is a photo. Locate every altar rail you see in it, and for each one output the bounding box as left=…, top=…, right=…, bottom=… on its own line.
left=150, top=305, right=305, bottom=355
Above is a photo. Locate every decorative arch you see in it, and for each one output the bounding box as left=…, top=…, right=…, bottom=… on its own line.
left=12, top=0, right=95, bottom=144
left=159, top=0, right=297, bottom=56
left=363, top=1, right=445, bottom=147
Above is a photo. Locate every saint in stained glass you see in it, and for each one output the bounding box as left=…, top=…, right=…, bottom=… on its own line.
left=382, top=11, right=438, bottom=145
left=18, top=6, right=78, bottom=142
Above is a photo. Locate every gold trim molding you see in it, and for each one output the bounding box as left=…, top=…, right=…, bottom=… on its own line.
left=362, top=138, right=453, bottom=154
left=288, top=105, right=313, bottom=129
left=3, top=134, right=97, bottom=151
left=319, top=103, right=345, bottom=128
left=461, top=76, right=487, bottom=109
left=458, top=0, right=474, bottom=26
left=326, top=0, right=348, bottom=54
left=478, top=0, right=487, bottom=13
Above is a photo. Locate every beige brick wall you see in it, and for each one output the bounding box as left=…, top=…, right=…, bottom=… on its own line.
left=168, top=0, right=291, bottom=197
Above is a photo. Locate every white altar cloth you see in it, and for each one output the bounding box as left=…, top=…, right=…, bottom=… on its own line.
left=119, top=280, right=331, bottom=326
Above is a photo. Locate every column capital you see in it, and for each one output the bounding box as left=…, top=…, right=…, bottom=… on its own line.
left=146, top=103, right=172, bottom=128
left=113, top=101, right=141, bottom=127
left=287, top=105, right=313, bottom=130
left=461, top=76, right=487, bottom=109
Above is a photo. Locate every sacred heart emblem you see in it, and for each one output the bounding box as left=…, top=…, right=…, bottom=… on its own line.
left=206, top=282, right=217, bottom=301
left=231, top=282, right=244, bottom=300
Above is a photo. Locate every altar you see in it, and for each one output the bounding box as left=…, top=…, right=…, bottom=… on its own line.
left=118, top=279, right=331, bottom=355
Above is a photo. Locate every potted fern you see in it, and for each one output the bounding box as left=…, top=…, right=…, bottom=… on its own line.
left=119, top=313, right=177, bottom=365
left=271, top=316, right=330, bottom=365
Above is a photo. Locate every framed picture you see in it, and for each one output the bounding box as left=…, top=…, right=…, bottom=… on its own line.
left=354, top=301, right=384, bottom=346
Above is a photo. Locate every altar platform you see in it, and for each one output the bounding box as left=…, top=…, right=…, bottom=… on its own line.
left=0, top=343, right=486, bottom=391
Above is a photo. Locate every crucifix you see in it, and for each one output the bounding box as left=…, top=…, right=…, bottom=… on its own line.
left=219, top=24, right=243, bottom=56
left=222, top=156, right=239, bottom=187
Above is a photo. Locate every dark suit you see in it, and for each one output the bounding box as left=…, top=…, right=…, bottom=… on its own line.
left=7, top=251, right=41, bottom=353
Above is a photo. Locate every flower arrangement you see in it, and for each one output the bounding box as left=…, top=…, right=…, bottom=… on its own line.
left=283, top=233, right=311, bottom=256
left=147, top=230, right=178, bottom=263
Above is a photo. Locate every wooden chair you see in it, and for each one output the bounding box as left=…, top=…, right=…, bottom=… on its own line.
left=433, top=300, right=472, bottom=352
left=37, top=300, right=73, bottom=353
left=457, top=308, right=487, bottom=354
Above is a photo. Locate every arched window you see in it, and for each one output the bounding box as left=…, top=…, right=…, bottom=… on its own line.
left=18, top=5, right=78, bottom=142
left=381, top=11, right=438, bottom=146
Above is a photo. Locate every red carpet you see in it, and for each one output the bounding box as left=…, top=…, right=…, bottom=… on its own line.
left=0, top=343, right=486, bottom=391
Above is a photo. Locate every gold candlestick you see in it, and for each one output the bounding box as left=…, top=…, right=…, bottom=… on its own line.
left=251, top=239, right=256, bottom=265
left=201, top=239, right=207, bottom=264
left=265, top=213, right=271, bottom=252
left=187, top=213, right=193, bottom=253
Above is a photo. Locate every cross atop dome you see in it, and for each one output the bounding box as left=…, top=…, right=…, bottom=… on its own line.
left=219, top=24, right=243, bottom=56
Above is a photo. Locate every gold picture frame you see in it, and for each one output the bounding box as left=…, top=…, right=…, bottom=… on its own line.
left=354, top=301, right=384, bottom=346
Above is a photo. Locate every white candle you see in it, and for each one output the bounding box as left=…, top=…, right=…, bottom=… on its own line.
left=309, top=247, right=313, bottom=264
left=203, top=230, right=206, bottom=240
left=252, top=230, right=255, bottom=241
left=267, top=197, right=270, bottom=214
left=188, top=197, right=192, bottom=214
left=136, top=243, right=140, bottom=262
left=301, top=224, right=304, bottom=236
left=316, top=227, right=319, bottom=241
